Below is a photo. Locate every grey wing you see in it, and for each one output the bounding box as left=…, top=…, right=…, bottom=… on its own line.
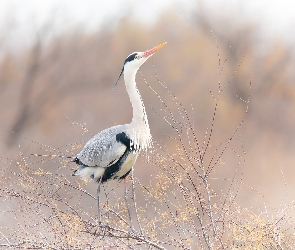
left=76, top=125, right=127, bottom=168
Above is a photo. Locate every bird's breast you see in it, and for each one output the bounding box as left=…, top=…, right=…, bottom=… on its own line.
left=113, top=152, right=138, bottom=179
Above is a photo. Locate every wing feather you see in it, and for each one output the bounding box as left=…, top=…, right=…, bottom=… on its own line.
left=76, top=125, right=127, bottom=168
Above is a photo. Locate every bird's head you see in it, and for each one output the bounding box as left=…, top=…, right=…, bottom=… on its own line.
left=113, top=42, right=166, bottom=90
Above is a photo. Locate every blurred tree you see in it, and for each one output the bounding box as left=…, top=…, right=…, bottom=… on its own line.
left=7, top=36, right=42, bottom=146
left=1, top=7, right=295, bottom=248
left=0, top=9, right=294, bottom=204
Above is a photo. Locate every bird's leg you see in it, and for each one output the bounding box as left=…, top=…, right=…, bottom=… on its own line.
left=131, top=168, right=143, bottom=235
left=97, top=176, right=102, bottom=225
left=124, top=177, right=134, bottom=233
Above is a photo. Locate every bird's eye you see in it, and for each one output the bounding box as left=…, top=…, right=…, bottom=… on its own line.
left=135, top=55, right=140, bottom=60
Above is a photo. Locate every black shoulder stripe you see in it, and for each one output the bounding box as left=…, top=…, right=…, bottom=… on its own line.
left=116, top=132, right=131, bottom=148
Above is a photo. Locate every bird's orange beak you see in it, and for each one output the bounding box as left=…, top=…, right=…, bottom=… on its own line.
left=142, top=42, right=167, bottom=58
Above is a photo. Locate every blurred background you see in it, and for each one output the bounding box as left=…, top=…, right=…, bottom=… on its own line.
left=0, top=0, right=295, bottom=209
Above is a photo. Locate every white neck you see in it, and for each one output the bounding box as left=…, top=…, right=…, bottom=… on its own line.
left=124, top=68, right=151, bottom=150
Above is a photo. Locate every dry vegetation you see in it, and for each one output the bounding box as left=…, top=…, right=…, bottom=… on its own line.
left=1, top=9, right=295, bottom=249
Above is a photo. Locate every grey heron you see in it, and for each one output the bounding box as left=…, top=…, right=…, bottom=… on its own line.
left=72, top=42, right=166, bottom=221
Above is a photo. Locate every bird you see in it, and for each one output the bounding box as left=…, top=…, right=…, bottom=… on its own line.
left=72, top=42, right=166, bottom=221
